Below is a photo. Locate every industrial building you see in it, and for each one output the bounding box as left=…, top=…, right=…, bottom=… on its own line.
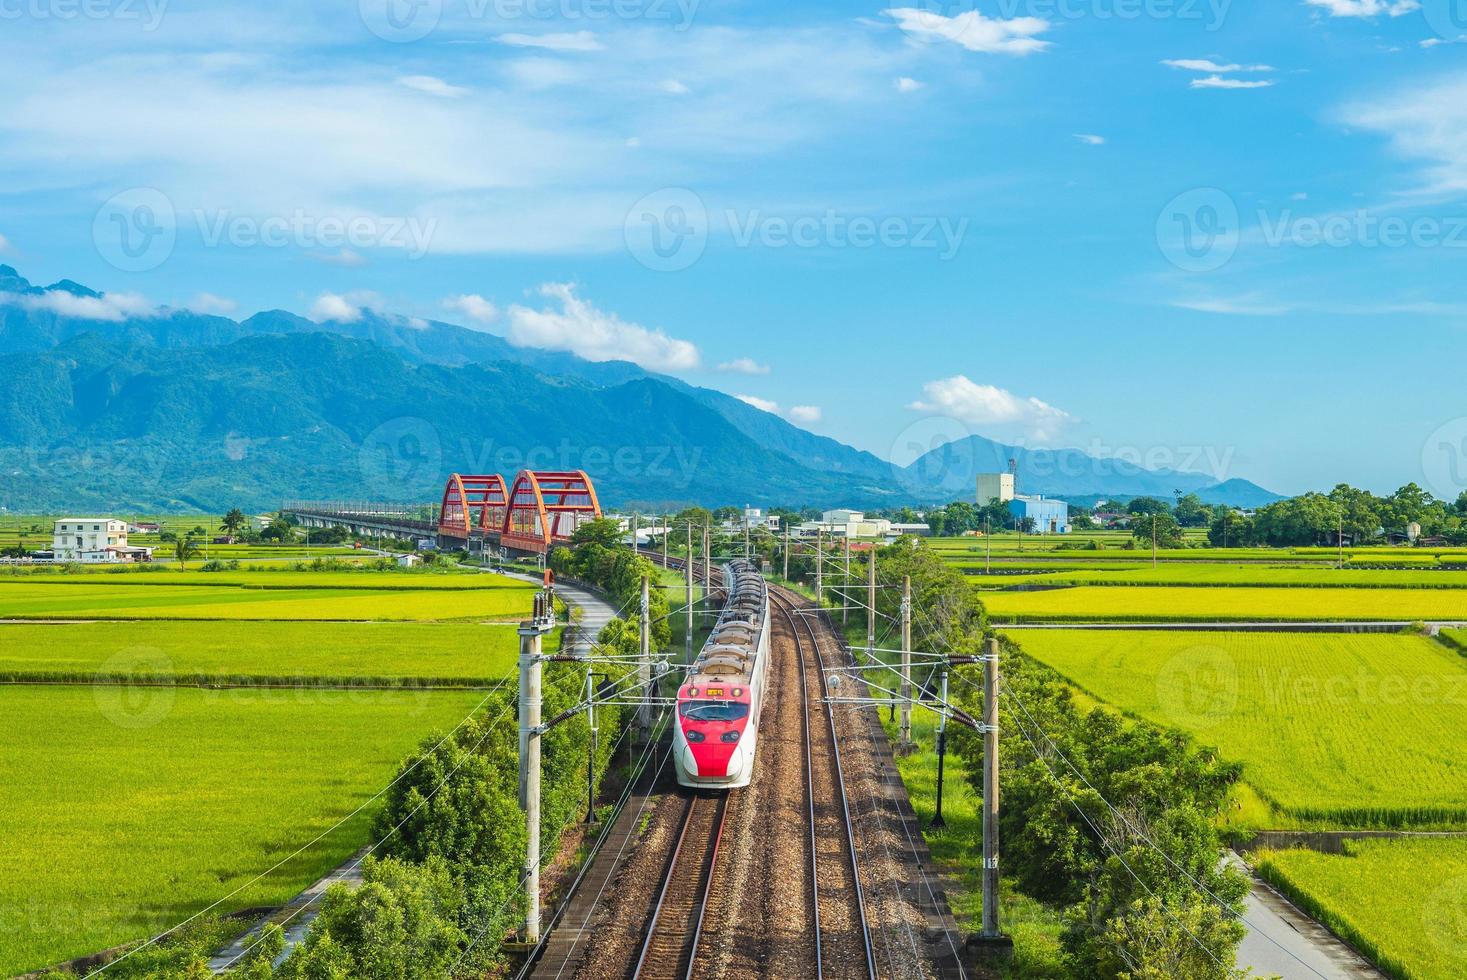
left=976, top=472, right=1015, bottom=504
left=1007, top=496, right=1070, bottom=535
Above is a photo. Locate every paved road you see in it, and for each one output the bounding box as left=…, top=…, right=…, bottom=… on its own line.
left=1226, top=853, right=1384, bottom=980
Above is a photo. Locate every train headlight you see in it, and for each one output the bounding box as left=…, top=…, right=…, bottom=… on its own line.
left=686, top=730, right=706, bottom=743
left=720, top=731, right=740, bottom=744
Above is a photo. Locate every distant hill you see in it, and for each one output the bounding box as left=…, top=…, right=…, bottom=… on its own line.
left=902, top=435, right=1280, bottom=507
left=0, top=265, right=1281, bottom=512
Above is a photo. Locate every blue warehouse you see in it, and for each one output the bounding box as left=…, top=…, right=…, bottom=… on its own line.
left=1008, top=495, right=1071, bottom=534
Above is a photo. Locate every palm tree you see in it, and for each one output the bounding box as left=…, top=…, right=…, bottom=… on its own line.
left=174, top=536, right=199, bottom=570
left=222, top=508, right=247, bottom=538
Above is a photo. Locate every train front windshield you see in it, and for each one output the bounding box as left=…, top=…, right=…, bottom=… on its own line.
left=681, top=700, right=749, bottom=722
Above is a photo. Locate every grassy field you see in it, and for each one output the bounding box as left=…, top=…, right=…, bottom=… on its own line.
left=967, top=565, right=1467, bottom=589
left=1253, top=838, right=1467, bottom=980
left=0, top=568, right=530, bottom=590
left=0, top=685, right=492, bottom=976
left=1011, top=630, right=1467, bottom=825
left=881, top=708, right=1066, bottom=978
left=0, top=580, right=536, bottom=621
left=0, top=620, right=535, bottom=685
left=982, top=585, right=1467, bottom=622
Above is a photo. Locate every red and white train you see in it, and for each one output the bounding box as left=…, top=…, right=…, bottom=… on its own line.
left=673, top=560, right=770, bottom=789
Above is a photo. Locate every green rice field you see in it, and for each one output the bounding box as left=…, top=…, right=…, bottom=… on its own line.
left=1254, top=838, right=1467, bottom=980
left=0, top=580, right=536, bottom=621
left=1011, top=630, right=1467, bottom=825
left=0, top=685, right=491, bottom=976
left=966, top=565, right=1467, bottom=589
left=983, top=585, right=1467, bottom=622
left=0, top=620, right=534, bottom=685
left=0, top=568, right=531, bottom=590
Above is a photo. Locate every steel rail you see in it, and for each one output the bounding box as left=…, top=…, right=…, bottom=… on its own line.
left=771, top=586, right=879, bottom=980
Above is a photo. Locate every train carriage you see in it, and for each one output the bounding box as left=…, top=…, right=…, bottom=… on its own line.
left=673, top=560, right=770, bottom=789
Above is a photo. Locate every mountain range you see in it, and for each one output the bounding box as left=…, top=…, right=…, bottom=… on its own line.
left=0, top=266, right=1280, bottom=513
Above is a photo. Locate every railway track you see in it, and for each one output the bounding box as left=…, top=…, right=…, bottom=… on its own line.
left=639, top=549, right=877, bottom=979
left=631, top=791, right=731, bottom=980
left=770, top=586, right=879, bottom=980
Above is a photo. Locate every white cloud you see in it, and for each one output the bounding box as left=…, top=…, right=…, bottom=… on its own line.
left=443, top=293, right=499, bottom=327
left=1073, top=133, right=1105, bottom=145
left=1162, top=58, right=1273, bottom=73
left=1421, top=37, right=1444, bottom=48
left=734, top=394, right=823, bottom=427
left=1191, top=75, right=1275, bottom=90
left=895, top=76, right=923, bottom=93
left=658, top=78, right=690, bottom=95
left=885, top=7, right=1051, bottom=55
left=1343, top=72, right=1467, bottom=196
left=506, top=283, right=700, bottom=371
left=736, top=394, right=781, bottom=414
left=186, top=292, right=238, bottom=316
left=717, top=357, right=771, bottom=375
left=5, top=290, right=155, bottom=322
left=1291, top=191, right=1309, bottom=201
left=497, top=31, right=604, bottom=52
left=1303, top=0, right=1419, bottom=17
left=908, top=376, right=1072, bottom=440
left=397, top=75, right=468, bottom=98
left=309, top=292, right=363, bottom=323
left=0, top=232, right=11, bottom=253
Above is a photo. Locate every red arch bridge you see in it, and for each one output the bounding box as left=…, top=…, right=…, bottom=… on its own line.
left=283, top=469, right=602, bottom=556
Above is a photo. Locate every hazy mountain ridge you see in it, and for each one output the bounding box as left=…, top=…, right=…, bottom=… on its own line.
left=0, top=266, right=1280, bottom=511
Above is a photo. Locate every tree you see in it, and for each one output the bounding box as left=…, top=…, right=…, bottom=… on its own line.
left=275, top=857, right=467, bottom=980
left=1127, top=496, right=1173, bottom=517
left=222, top=508, right=248, bottom=537
left=173, top=536, right=199, bottom=569
left=569, top=517, right=625, bottom=550
left=1207, top=509, right=1252, bottom=548
left=1134, top=511, right=1184, bottom=549
left=1174, top=493, right=1211, bottom=528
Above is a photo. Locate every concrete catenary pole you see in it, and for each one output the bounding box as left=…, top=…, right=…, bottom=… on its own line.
left=899, top=574, right=913, bottom=751
left=982, top=636, right=1002, bottom=938
left=685, top=522, right=694, bottom=661
left=517, top=591, right=554, bottom=943
left=662, top=513, right=669, bottom=567
left=866, top=549, right=877, bottom=661
left=631, top=512, right=639, bottom=551
left=638, top=575, right=653, bottom=730
left=702, top=524, right=711, bottom=604
left=815, top=530, right=823, bottom=607
left=782, top=524, right=790, bottom=582
left=842, top=536, right=851, bottom=627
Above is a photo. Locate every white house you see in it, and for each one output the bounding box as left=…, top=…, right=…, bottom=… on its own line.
left=52, top=518, right=139, bottom=562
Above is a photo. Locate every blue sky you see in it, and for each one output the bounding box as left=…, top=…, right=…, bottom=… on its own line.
left=1, top=0, right=1466, bottom=497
